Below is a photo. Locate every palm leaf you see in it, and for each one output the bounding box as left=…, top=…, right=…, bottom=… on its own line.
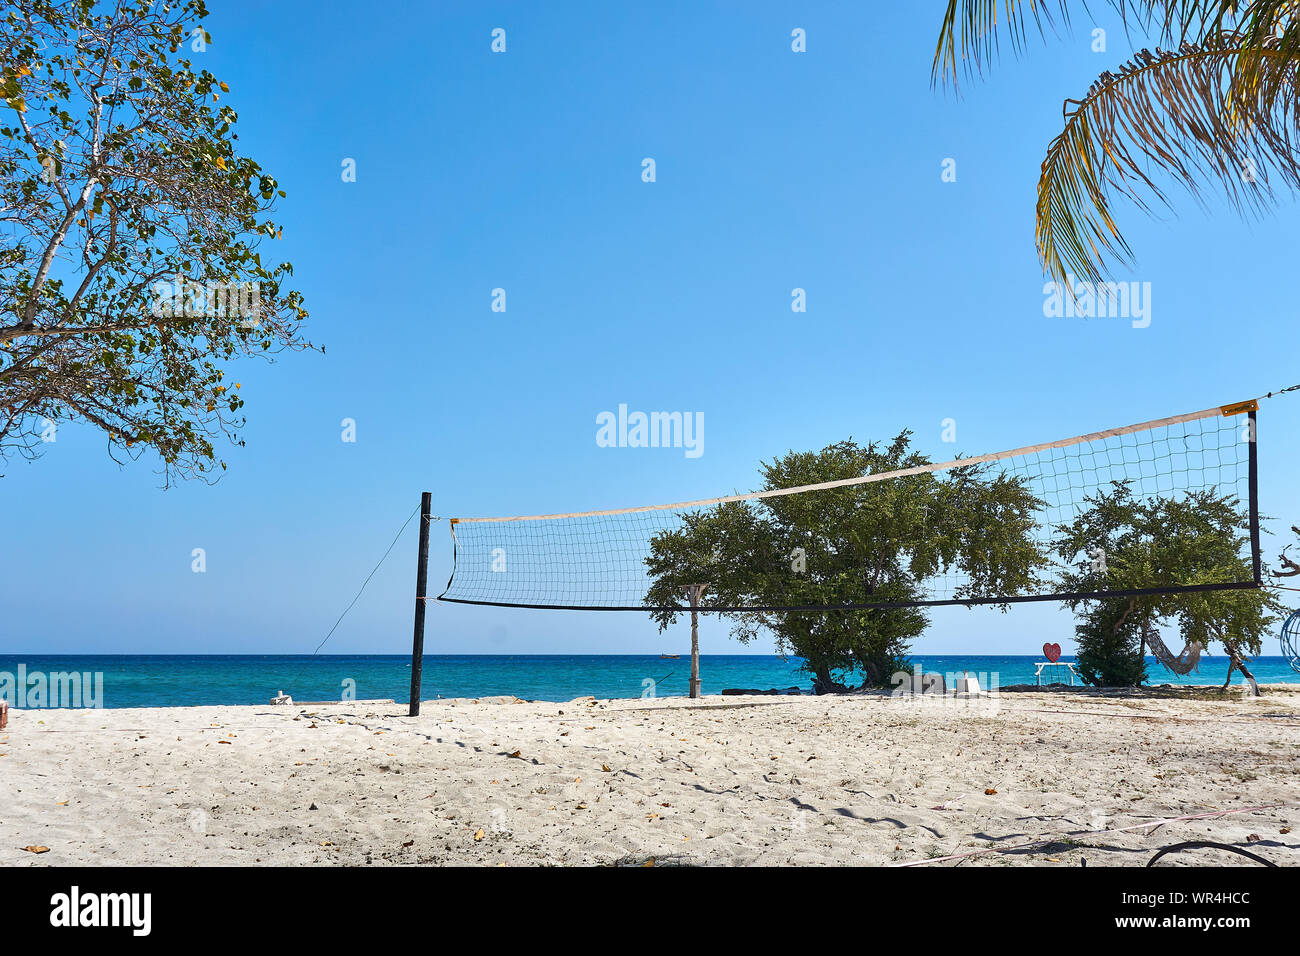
left=936, top=2, right=1299, bottom=83
left=1229, top=2, right=1300, bottom=101
left=932, top=1, right=1272, bottom=85
left=1122, top=3, right=1300, bottom=98
left=936, top=3, right=1300, bottom=281
left=1121, top=2, right=1291, bottom=40
left=1037, top=31, right=1300, bottom=285
left=933, top=0, right=1073, bottom=85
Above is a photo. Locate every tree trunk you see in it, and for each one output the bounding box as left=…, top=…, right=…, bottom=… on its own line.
left=1238, top=659, right=1260, bottom=697
left=813, top=669, right=849, bottom=695
left=689, top=607, right=701, bottom=699
left=1223, top=639, right=1260, bottom=697
left=686, top=584, right=704, bottom=699
left=1222, top=659, right=1236, bottom=690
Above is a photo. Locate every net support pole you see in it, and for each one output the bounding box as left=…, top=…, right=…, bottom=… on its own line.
left=1248, top=410, right=1262, bottom=585
left=685, top=584, right=706, bottom=699
left=408, top=491, right=433, bottom=717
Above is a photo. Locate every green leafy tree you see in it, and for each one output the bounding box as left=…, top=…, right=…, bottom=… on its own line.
left=934, top=2, right=1300, bottom=286
left=1053, top=481, right=1281, bottom=692
left=646, top=434, right=1047, bottom=693
left=0, top=0, right=309, bottom=482
left=1072, top=598, right=1148, bottom=686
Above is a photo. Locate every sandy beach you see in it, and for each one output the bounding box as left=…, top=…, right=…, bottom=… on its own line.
left=2, top=686, right=1297, bottom=867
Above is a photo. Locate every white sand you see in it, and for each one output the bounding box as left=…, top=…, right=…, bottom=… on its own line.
left=2, top=686, right=1298, bottom=866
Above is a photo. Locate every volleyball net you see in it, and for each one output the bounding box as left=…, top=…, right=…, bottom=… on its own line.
left=437, top=400, right=1262, bottom=612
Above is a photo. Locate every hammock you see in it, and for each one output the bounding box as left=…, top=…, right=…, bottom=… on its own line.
left=1145, top=629, right=1205, bottom=675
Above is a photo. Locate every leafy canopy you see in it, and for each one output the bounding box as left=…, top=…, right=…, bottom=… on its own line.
left=1053, top=479, right=1280, bottom=683
left=645, top=433, right=1047, bottom=690
left=0, top=0, right=310, bottom=482
left=934, top=2, right=1300, bottom=286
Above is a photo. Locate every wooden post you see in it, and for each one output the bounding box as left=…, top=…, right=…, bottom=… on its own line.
left=408, top=492, right=433, bottom=716
left=685, top=584, right=705, bottom=699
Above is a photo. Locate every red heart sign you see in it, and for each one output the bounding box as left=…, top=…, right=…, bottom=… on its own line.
left=1043, top=642, right=1062, bottom=663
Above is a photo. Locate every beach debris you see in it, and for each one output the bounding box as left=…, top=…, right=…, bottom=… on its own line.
left=985, top=788, right=998, bottom=795
left=22, top=845, right=49, bottom=854
left=270, top=691, right=293, bottom=706
left=474, top=828, right=485, bottom=841
left=930, top=794, right=967, bottom=811
left=601, top=764, right=612, bottom=772
left=507, top=750, right=522, bottom=759
left=1247, top=833, right=1262, bottom=843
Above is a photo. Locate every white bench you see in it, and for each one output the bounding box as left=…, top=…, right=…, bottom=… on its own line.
left=1034, top=661, right=1081, bottom=686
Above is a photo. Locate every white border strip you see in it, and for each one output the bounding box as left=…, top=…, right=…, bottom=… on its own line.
left=455, top=404, right=1236, bottom=524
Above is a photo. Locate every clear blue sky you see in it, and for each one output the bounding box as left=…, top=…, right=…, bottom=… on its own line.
left=3, top=1, right=1297, bottom=656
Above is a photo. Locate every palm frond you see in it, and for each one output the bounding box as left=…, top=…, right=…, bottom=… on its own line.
left=1231, top=1, right=1300, bottom=94
left=1116, top=1, right=1242, bottom=38
left=1120, top=1, right=1295, bottom=42
left=1037, top=32, right=1300, bottom=285
left=933, top=0, right=1073, bottom=86
left=1078, top=3, right=1300, bottom=110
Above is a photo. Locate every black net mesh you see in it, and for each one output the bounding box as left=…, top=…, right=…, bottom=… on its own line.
left=439, top=407, right=1259, bottom=611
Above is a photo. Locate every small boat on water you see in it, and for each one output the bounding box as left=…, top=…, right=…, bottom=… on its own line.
left=660, top=654, right=680, bottom=659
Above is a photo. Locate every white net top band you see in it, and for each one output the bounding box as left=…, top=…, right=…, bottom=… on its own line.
left=451, top=402, right=1249, bottom=525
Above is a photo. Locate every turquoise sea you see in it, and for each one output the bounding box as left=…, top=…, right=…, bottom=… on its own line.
left=0, top=654, right=1296, bottom=708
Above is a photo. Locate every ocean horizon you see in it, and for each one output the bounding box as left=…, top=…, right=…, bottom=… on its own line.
left=1, top=653, right=1296, bottom=709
